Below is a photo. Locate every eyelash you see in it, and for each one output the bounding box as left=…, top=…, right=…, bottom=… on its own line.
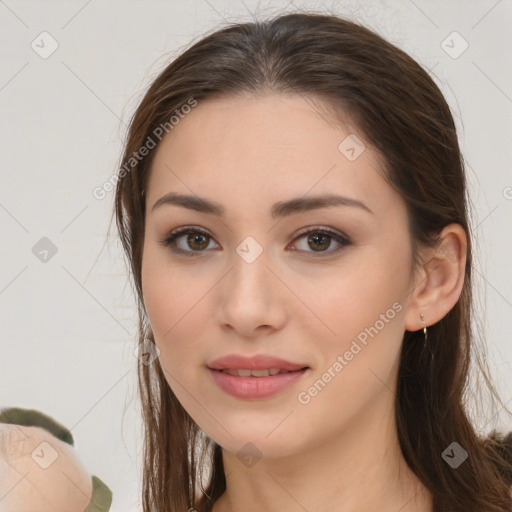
left=159, top=225, right=351, bottom=258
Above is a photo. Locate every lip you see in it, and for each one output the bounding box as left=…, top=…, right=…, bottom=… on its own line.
left=207, top=353, right=309, bottom=372
left=208, top=367, right=309, bottom=399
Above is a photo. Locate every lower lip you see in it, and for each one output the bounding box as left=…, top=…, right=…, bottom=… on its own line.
left=208, top=368, right=309, bottom=399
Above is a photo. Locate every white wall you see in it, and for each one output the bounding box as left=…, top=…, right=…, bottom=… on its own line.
left=1, top=1, right=511, bottom=510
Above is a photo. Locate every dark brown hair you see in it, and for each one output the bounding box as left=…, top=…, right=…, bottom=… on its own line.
left=113, top=11, right=512, bottom=512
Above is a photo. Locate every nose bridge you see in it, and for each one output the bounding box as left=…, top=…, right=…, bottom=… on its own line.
left=229, top=234, right=272, bottom=299
left=217, top=233, right=286, bottom=333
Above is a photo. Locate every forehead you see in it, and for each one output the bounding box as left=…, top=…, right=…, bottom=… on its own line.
left=146, top=93, right=401, bottom=219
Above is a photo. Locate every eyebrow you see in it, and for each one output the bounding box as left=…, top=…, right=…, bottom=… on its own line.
left=151, top=192, right=373, bottom=218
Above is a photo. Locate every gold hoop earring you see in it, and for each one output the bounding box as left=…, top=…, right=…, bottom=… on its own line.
left=420, top=313, right=428, bottom=347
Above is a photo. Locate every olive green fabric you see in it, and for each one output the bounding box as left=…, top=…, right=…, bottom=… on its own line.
left=0, top=407, right=74, bottom=445
left=85, top=475, right=113, bottom=512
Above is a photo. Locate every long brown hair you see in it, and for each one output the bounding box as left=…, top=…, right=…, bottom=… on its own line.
left=113, top=11, right=512, bottom=512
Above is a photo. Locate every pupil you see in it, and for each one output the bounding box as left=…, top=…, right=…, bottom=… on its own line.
left=309, top=234, right=329, bottom=251
left=189, top=233, right=208, bottom=250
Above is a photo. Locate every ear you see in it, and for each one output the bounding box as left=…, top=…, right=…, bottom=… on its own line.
left=404, top=223, right=467, bottom=332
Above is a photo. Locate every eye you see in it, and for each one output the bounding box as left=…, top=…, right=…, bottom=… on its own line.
left=159, top=225, right=351, bottom=257
left=159, top=226, right=219, bottom=257
left=289, top=226, right=351, bottom=256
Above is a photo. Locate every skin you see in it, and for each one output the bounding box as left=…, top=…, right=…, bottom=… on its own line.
left=0, top=424, right=93, bottom=512
left=141, top=93, right=467, bottom=512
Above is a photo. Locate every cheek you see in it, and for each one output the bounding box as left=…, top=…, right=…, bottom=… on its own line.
left=317, top=258, right=405, bottom=340
left=142, top=242, right=187, bottom=327
left=141, top=270, right=199, bottom=398
left=293, top=270, right=406, bottom=430
left=141, top=251, right=214, bottom=370
left=305, top=254, right=408, bottom=396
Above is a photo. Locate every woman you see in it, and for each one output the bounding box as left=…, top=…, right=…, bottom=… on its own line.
left=113, top=11, right=512, bottom=512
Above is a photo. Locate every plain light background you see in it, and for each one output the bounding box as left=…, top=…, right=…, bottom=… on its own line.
left=1, top=1, right=511, bottom=511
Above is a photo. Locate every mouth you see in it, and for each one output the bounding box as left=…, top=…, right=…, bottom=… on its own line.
left=207, top=353, right=310, bottom=373
left=209, top=367, right=309, bottom=377
left=206, top=354, right=310, bottom=398
left=207, top=366, right=310, bottom=399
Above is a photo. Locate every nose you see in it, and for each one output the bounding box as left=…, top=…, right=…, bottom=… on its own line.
left=216, top=247, right=287, bottom=338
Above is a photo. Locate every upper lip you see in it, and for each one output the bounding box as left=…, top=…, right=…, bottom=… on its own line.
left=207, top=354, right=309, bottom=371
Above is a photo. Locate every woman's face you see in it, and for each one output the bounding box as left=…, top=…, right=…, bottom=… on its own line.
left=141, top=93, right=419, bottom=457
